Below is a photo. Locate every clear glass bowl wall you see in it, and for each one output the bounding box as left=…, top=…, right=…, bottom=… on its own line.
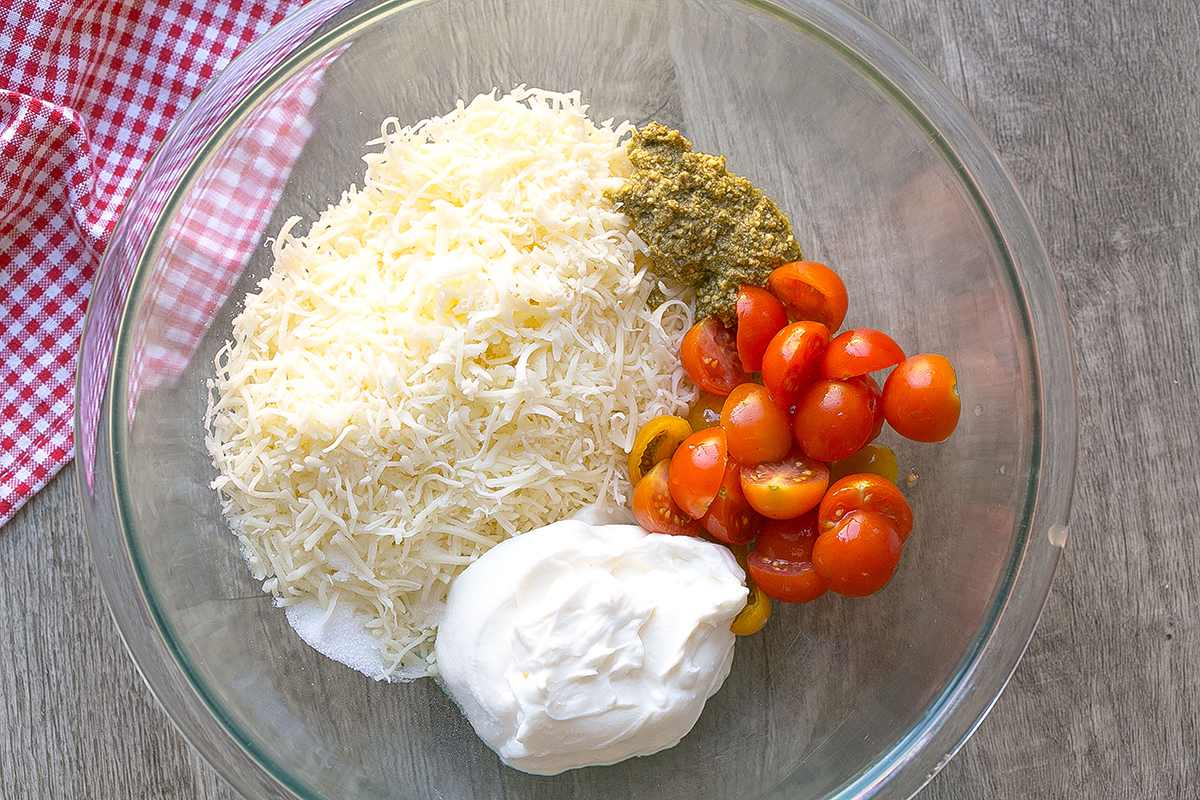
left=77, top=0, right=1076, bottom=798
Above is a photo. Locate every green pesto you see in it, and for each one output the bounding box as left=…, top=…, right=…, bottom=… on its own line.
left=610, top=122, right=801, bottom=325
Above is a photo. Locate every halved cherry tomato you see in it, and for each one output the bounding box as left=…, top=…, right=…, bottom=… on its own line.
left=730, top=582, right=772, bottom=635
left=818, top=473, right=914, bottom=542
left=627, top=415, right=693, bottom=485
left=882, top=353, right=961, bottom=442
left=820, top=328, right=905, bottom=380
left=739, top=449, right=829, bottom=520
left=735, top=284, right=789, bottom=372
left=680, top=316, right=751, bottom=396
left=632, top=460, right=703, bottom=537
left=792, top=378, right=875, bottom=462
left=829, top=442, right=899, bottom=484
left=720, top=383, right=793, bottom=465
left=746, top=511, right=828, bottom=603
left=812, top=510, right=903, bottom=597
left=698, top=460, right=763, bottom=545
left=688, top=392, right=725, bottom=430
left=668, top=427, right=729, bottom=519
left=760, top=320, right=830, bottom=410
left=767, top=261, right=849, bottom=332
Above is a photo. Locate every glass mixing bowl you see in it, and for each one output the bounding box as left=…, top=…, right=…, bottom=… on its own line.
left=76, top=0, right=1076, bottom=797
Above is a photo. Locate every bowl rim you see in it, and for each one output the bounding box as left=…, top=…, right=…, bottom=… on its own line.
left=77, top=0, right=1078, bottom=798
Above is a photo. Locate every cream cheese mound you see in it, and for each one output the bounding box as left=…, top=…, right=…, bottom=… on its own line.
left=434, top=520, right=747, bottom=775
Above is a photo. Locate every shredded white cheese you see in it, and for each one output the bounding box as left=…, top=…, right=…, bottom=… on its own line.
left=205, top=87, right=694, bottom=680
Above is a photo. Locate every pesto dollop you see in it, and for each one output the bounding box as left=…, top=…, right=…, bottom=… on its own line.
left=609, top=122, right=801, bottom=324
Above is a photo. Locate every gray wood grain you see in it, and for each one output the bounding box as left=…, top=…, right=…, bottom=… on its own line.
left=2, top=0, right=1194, bottom=797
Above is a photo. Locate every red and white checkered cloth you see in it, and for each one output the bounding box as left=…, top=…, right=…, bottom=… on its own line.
left=0, top=0, right=318, bottom=526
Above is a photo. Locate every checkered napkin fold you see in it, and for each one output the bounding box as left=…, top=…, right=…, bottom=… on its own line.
left=0, top=0, right=323, bottom=526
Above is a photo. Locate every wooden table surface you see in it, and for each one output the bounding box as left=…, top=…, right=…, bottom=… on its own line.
left=2, top=0, right=1194, bottom=797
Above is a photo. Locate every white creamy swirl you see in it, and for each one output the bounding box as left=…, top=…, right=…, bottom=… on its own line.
left=434, top=520, right=747, bottom=775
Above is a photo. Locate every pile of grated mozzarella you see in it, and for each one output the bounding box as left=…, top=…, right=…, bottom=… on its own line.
left=205, top=87, right=694, bottom=680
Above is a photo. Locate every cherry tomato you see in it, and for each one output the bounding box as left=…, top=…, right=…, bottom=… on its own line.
left=720, top=383, right=793, bottom=466
left=791, top=378, right=875, bottom=462
left=820, top=328, right=905, bottom=380
left=760, top=320, right=830, bottom=410
left=698, top=460, right=763, bottom=545
left=735, top=284, right=789, bottom=372
left=730, top=582, right=772, bottom=635
left=882, top=353, right=961, bottom=442
left=627, top=415, right=693, bottom=485
left=767, top=261, right=849, bottom=332
left=688, top=392, right=725, bottom=430
left=812, top=510, right=903, bottom=597
left=746, top=511, right=828, bottom=603
left=668, top=427, right=729, bottom=519
left=632, top=460, right=703, bottom=537
left=680, top=316, right=751, bottom=396
left=818, top=473, right=914, bottom=542
left=829, top=442, right=899, bottom=484
left=739, top=449, right=829, bottom=520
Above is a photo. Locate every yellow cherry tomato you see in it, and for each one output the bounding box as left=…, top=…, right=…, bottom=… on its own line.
left=687, top=392, right=725, bottom=431
left=730, top=582, right=772, bottom=636
left=828, top=442, right=899, bottom=484
left=627, top=415, right=693, bottom=486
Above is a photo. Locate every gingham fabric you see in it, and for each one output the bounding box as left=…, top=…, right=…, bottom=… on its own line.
left=0, top=0, right=312, bottom=526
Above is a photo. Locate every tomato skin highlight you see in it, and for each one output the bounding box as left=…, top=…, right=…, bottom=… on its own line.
left=767, top=261, right=849, bottom=333
left=668, top=427, right=729, bottom=519
left=698, top=460, right=764, bottom=545
left=818, top=473, right=914, bottom=542
left=820, top=328, right=906, bottom=380
left=882, top=353, right=961, bottom=443
left=811, top=510, right=903, bottom=597
left=735, top=284, right=789, bottom=372
left=792, top=378, right=876, bottom=462
left=680, top=316, right=751, bottom=396
left=747, top=512, right=828, bottom=603
left=721, top=383, right=793, bottom=466
left=739, top=449, right=830, bottom=520
left=632, top=461, right=703, bottom=537
left=627, top=415, right=693, bottom=486
left=760, top=320, right=831, bottom=410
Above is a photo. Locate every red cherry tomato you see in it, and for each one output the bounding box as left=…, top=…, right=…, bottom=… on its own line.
left=882, top=353, right=961, bottom=442
left=739, top=449, right=829, bottom=520
left=760, top=320, right=830, bottom=410
left=720, top=383, right=793, bottom=466
left=680, top=316, right=751, bottom=396
left=746, top=512, right=828, bottom=603
left=698, top=461, right=763, bottom=545
left=735, top=284, right=789, bottom=372
left=811, top=510, right=903, bottom=597
left=767, top=261, right=849, bottom=333
left=791, top=378, right=875, bottom=462
left=820, top=328, right=905, bottom=380
left=818, top=473, right=914, bottom=542
left=668, top=427, right=729, bottom=519
left=632, top=460, right=703, bottom=537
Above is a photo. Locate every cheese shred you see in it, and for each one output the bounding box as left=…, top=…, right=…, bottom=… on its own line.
left=205, top=87, right=694, bottom=680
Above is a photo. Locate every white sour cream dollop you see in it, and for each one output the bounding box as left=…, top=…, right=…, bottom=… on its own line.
left=434, top=519, right=748, bottom=775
